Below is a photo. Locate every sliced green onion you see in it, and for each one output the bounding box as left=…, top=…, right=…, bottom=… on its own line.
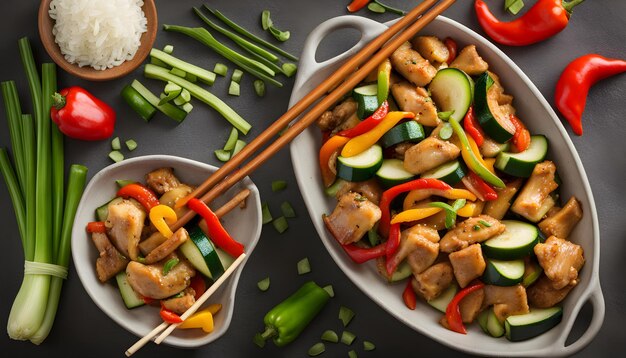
left=439, top=123, right=453, bottom=140
left=321, top=329, right=338, bottom=343
left=297, top=257, right=311, bottom=275
left=253, top=332, right=266, bottom=348
left=280, top=201, right=296, bottom=218
left=363, top=340, right=376, bottom=351
left=232, top=139, right=246, bottom=156
left=373, top=0, right=407, bottom=15
left=169, top=67, right=186, bottom=78
left=269, top=26, right=290, bottom=42
left=479, top=219, right=492, bottom=227
left=214, top=149, right=231, bottom=162
left=228, top=81, right=241, bottom=96
left=367, top=3, right=386, bottom=13
left=452, top=199, right=467, bottom=212
left=473, top=225, right=481, bottom=231
left=429, top=199, right=466, bottom=229
left=111, top=137, right=121, bottom=150
left=261, top=10, right=272, bottom=30
left=348, top=350, right=358, bottom=358
left=272, top=180, right=287, bottom=192
left=162, top=258, right=179, bottom=275
left=214, top=63, right=228, bottom=76
left=323, top=285, right=335, bottom=297
left=223, top=127, right=239, bottom=151
left=232, top=69, right=244, bottom=83
left=340, top=331, right=356, bottom=345
left=109, top=151, right=124, bottom=163
left=257, top=277, right=270, bottom=291
left=282, top=63, right=298, bottom=77
left=261, top=202, right=273, bottom=224
left=125, top=139, right=137, bottom=151
left=339, top=306, right=355, bottom=327
left=174, top=89, right=191, bottom=105
left=151, top=48, right=216, bottom=85
left=163, top=44, right=174, bottom=54
left=273, top=216, right=288, bottom=233
left=151, top=57, right=169, bottom=68
left=308, top=342, right=325, bottom=356
left=505, top=0, right=525, bottom=15
left=437, top=110, right=455, bottom=121
left=186, top=73, right=198, bottom=82
left=181, top=102, right=194, bottom=113
left=253, top=80, right=266, bottom=97
left=130, top=80, right=188, bottom=123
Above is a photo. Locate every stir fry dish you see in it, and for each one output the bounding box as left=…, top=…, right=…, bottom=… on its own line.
left=86, top=167, right=244, bottom=330
left=318, top=35, right=584, bottom=341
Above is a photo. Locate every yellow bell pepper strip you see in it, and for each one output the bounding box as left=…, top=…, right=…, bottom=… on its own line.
left=206, top=303, right=222, bottom=315
left=149, top=204, right=178, bottom=238
left=377, top=58, right=392, bottom=104
left=457, top=200, right=486, bottom=217
left=403, top=188, right=476, bottom=210
left=319, top=135, right=349, bottom=187
left=483, top=158, right=496, bottom=174
left=341, top=111, right=414, bottom=157
left=466, top=134, right=493, bottom=174
left=390, top=207, right=443, bottom=224
left=178, top=308, right=215, bottom=333
left=449, top=117, right=505, bottom=188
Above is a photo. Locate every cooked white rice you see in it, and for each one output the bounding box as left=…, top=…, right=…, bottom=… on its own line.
left=49, top=0, right=147, bottom=70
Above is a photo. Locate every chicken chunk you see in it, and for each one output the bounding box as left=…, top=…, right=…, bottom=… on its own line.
left=391, top=82, right=439, bottom=126
left=403, top=137, right=460, bottom=175
left=333, top=113, right=361, bottom=134
left=390, top=42, right=437, bottom=87
left=145, top=167, right=182, bottom=195
left=538, top=196, right=583, bottom=240
left=334, top=179, right=383, bottom=205
left=534, top=236, right=584, bottom=290
left=388, top=225, right=440, bottom=276
left=440, top=215, right=505, bottom=253
left=91, top=232, right=129, bottom=282
left=105, top=198, right=146, bottom=261
left=411, top=36, right=449, bottom=64
left=449, top=45, right=489, bottom=76
left=460, top=288, right=485, bottom=323
left=126, top=254, right=195, bottom=299
left=402, top=198, right=449, bottom=231
left=139, top=231, right=168, bottom=256
left=161, top=287, right=196, bottom=314
left=316, top=98, right=358, bottom=131
left=412, top=262, right=454, bottom=301
left=527, top=274, right=575, bottom=308
left=448, top=244, right=486, bottom=288
left=144, top=227, right=190, bottom=264
left=483, top=284, right=530, bottom=322
left=511, top=161, right=559, bottom=222
left=391, top=142, right=414, bottom=161
left=323, top=192, right=381, bottom=245
left=483, top=179, right=523, bottom=220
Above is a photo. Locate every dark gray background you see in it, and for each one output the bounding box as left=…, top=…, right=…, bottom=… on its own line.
left=1, top=0, right=624, bottom=357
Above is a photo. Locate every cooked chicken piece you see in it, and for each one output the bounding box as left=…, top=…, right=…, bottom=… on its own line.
left=429, top=123, right=461, bottom=148
left=440, top=215, right=505, bottom=253
left=161, top=287, right=196, bottom=314
left=449, top=244, right=486, bottom=288
left=483, top=179, right=523, bottom=220
left=460, top=288, right=484, bottom=323
left=391, top=142, right=414, bottom=161
left=334, top=179, right=383, bottom=205
left=534, top=236, right=584, bottom=290
left=486, top=71, right=514, bottom=106
left=323, top=192, right=381, bottom=245
left=403, top=137, right=460, bottom=175
left=449, top=45, right=489, bottom=76
left=411, top=36, right=449, bottom=64
left=412, top=261, right=454, bottom=301
left=145, top=167, right=182, bottom=195
left=391, top=82, right=439, bottom=126
left=483, top=284, right=530, bottom=322
left=91, top=232, right=129, bottom=282
left=390, top=42, right=437, bottom=87
left=333, top=113, right=361, bottom=134
left=538, top=197, right=583, bottom=240
left=388, top=225, right=440, bottom=276
left=479, top=136, right=506, bottom=158
left=126, top=254, right=195, bottom=299
left=139, top=231, right=168, bottom=256
left=144, top=228, right=190, bottom=264
left=316, top=98, right=358, bottom=131
left=159, top=184, right=193, bottom=218
left=527, top=274, right=575, bottom=308
left=511, top=161, right=559, bottom=222
left=105, top=198, right=146, bottom=261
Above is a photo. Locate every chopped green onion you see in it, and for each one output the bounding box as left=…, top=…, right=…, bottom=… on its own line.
left=151, top=57, right=169, bottom=68
left=150, top=48, right=216, bottom=85
left=439, top=123, right=454, bottom=140
left=181, top=102, right=194, bottom=113
left=214, top=63, right=228, bottom=76
left=429, top=200, right=464, bottom=229
left=452, top=199, right=467, bottom=211
left=232, top=139, right=246, bottom=156
left=214, top=149, right=231, bottom=162
left=228, top=81, right=241, bottom=96
left=321, top=330, right=338, bottom=343
left=162, top=258, right=179, bottom=275
left=253, top=332, right=266, bottom=348
left=159, top=85, right=181, bottom=105
left=339, top=306, right=355, bottom=327
left=261, top=202, right=273, bottom=224
left=323, top=285, right=335, bottom=297
left=272, top=180, right=287, bottom=192
left=373, top=0, right=407, bottom=15
left=232, top=69, right=244, bottom=83
left=223, top=127, right=239, bottom=151
left=257, top=277, right=270, bottom=291
left=479, top=219, right=492, bottom=227
left=282, top=63, right=298, bottom=77
left=269, top=26, right=290, bottom=42
left=186, top=73, right=198, bottom=82
left=308, top=342, right=325, bottom=356
left=473, top=225, right=481, bottom=231
left=111, top=137, right=121, bottom=150
left=253, top=80, right=266, bottom=97
left=297, top=257, right=311, bottom=275
left=169, top=67, right=186, bottom=78
left=340, top=331, right=356, bottom=345
left=367, top=3, right=386, bottom=13
left=173, top=88, right=191, bottom=106
left=437, top=110, right=455, bottom=121
left=273, top=216, right=288, bottom=233
left=109, top=151, right=124, bottom=163
left=505, top=0, right=525, bottom=15
left=363, top=340, right=376, bottom=351
left=280, top=201, right=296, bottom=218
left=164, top=81, right=182, bottom=94
left=130, top=80, right=188, bottom=123
left=261, top=10, right=272, bottom=30
left=348, top=350, right=358, bottom=358
left=163, top=44, right=174, bottom=54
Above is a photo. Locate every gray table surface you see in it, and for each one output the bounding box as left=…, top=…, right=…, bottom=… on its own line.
left=1, top=0, right=624, bottom=357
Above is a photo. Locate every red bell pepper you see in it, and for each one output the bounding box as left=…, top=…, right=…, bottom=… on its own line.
left=384, top=223, right=402, bottom=276
left=445, top=281, right=485, bottom=334
left=340, top=242, right=386, bottom=264
left=50, top=86, right=116, bottom=141
left=402, top=280, right=417, bottom=310
left=319, top=135, right=350, bottom=187
left=347, top=0, right=370, bottom=12
left=462, top=107, right=484, bottom=147
left=188, top=198, right=245, bottom=258
left=463, top=171, right=498, bottom=202
left=116, top=183, right=160, bottom=212
left=86, top=221, right=106, bottom=233
left=509, top=114, right=531, bottom=152
left=190, top=275, right=206, bottom=300
left=336, top=101, right=389, bottom=138
left=160, top=307, right=183, bottom=324
left=444, top=37, right=458, bottom=64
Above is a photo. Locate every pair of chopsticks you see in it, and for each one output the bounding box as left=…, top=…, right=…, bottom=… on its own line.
left=128, top=0, right=456, bottom=354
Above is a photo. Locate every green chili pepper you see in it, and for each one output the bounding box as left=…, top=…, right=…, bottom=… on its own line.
left=258, top=281, right=331, bottom=346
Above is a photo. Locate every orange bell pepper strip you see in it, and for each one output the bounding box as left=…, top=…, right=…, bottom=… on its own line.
left=319, top=135, right=349, bottom=187
left=341, top=111, right=414, bottom=157
left=509, top=114, right=531, bottom=152
left=149, top=204, right=178, bottom=238
left=86, top=221, right=106, bottom=233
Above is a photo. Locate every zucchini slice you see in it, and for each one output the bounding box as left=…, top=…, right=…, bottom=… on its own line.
left=487, top=308, right=505, bottom=338
left=427, top=283, right=458, bottom=313
left=483, top=258, right=525, bottom=286
left=353, top=84, right=379, bottom=119
left=95, top=197, right=123, bottom=221
left=482, top=220, right=540, bottom=260
left=376, top=159, right=415, bottom=188
left=420, top=160, right=467, bottom=186
left=522, top=260, right=543, bottom=287
left=336, top=144, right=383, bottom=182
left=179, top=226, right=224, bottom=280
left=390, top=260, right=412, bottom=282
left=495, top=135, right=548, bottom=178
left=428, top=68, right=474, bottom=122
left=505, top=307, right=563, bottom=342
left=477, top=309, right=490, bottom=334
left=474, top=72, right=516, bottom=143
left=379, top=121, right=425, bottom=148
left=115, top=272, right=145, bottom=309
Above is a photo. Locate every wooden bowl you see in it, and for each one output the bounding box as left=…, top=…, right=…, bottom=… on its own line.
left=38, top=0, right=157, bottom=81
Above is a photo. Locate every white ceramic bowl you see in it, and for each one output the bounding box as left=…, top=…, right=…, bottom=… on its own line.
left=71, top=155, right=262, bottom=348
left=289, top=16, right=604, bottom=357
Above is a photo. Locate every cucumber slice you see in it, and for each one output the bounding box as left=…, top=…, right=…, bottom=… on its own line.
left=487, top=308, right=505, bottom=338
left=390, top=260, right=412, bottom=282
left=483, top=258, right=525, bottom=286
left=95, top=197, right=123, bottom=221
left=115, top=272, right=144, bottom=309
left=336, top=144, right=383, bottom=182
left=353, top=83, right=378, bottom=96
left=482, top=220, right=540, bottom=260
left=427, top=283, right=458, bottom=313
left=375, top=159, right=415, bottom=188
left=216, top=247, right=235, bottom=271
left=428, top=68, right=473, bottom=122
left=353, top=84, right=379, bottom=119
left=477, top=310, right=490, bottom=334
left=379, top=121, right=425, bottom=148
left=474, top=72, right=516, bottom=143
left=420, top=160, right=467, bottom=186
left=495, top=135, right=548, bottom=178
left=481, top=138, right=510, bottom=158
left=179, top=226, right=224, bottom=280
left=505, top=307, right=563, bottom=342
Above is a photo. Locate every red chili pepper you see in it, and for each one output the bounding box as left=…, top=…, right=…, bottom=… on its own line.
left=444, top=37, right=458, bottom=64
left=346, top=0, right=370, bottom=12
left=462, top=107, right=484, bottom=146
left=188, top=198, right=245, bottom=258
left=555, top=54, right=626, bottom=135
left=465, top=171, right=498, bottom=201
left=160, top=307, right=183, bottom=324
left=340, top=242, right=386, bottom=264
left=86, top=221, right=106, bottom=233
left=336, top=101, right=389, bottom=138
left=402, top=280, right=417, bottom=310
left=190, top=275, right=206, bottom=300
left=445, top=281, right=484, bottom=334
left=509, top=115, right=531, bottom=152
left=474, top=0, right=585, bottom=46
left=378, top=178, right=452, bottom=236
left=116, top=183, right=160, bottom=212
left=50, top=86, right=116, bottom=141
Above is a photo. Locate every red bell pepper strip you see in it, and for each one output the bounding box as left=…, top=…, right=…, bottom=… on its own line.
left=509, top=114, right=531, bottom=152
left=190, top=275, right=206, bottom=300
left=347, top=0, right=370, bottom=12
left=474, top=0, right=585, bottom=47
left=402, top=280, right=417, bottom=310
left=379, top=178, right=452, bottom=237
left=464, top=171, right=498, bottom=202
left=555, top=54, right=626, bottom=135
left=444, top=37, right=458, bottom=64
left=187, top=198, right=245, bottom=258
left=385, top=223, right=401, bottom=260
left=445, top=281, right=485, bottom=334
left=142, top=296, right=156, bottom=305
left=160, top=307, right=183, bottom=324
left=462, top=107, right=484, bottom=146
left=336, top=101, right=389, bottom=138
left=319, top=135, right=350, bottom=187
left=86, top=221, right=106, bottom=233
left=116, top=183, right=160, bottom=212
left=340, top=242, right=386, bottom=264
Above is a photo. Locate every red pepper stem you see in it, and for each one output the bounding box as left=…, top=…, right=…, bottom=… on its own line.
left=261, top=327, right=277, bottom=340
left=562, top=0, right=585, bottom=14
left=52, top=92, right=66, bottom=110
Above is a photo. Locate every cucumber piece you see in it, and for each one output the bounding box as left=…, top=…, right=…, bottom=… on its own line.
left=151, top=48, right=216, bottom=85
left=427, top=283, right=458, bottom=313
left=495, top=135, right=548, bottom=178
left=487, top=308, right=505, bottom=338
left=353, top=83, right=378, bottom=96
left=420, top=160, right=467, bottom=186
left=179, top=226, right=224, bottom=279
left=505, top=307, right=563, bottom=342
left=376, top=159, right=415, bottom=188
left=95, top=197, right=123, bottom=221
left=169, top=67, right=186, bottom=78
left=390, top=260, right=412, bottom=282
left=216, top=247, right=235, bottom=270
left=130, top=80, right=188, bottom=123
left=482, top=220, right=540, bottom=260
left=336, top=144, right=383, bottom=182
left=483, top=258, right=525, bottom=286
left=428, top=68, right=473, bottom=122
left=477, top=310, right=490, bottom=334
left=353, top=84, right=379, bottom=119
left=379, top=121, right=425, bottom=148
left=115, top=272, right=144, bottom=309
left=324, top=179, right=347, bottom=197
left=474, top=72, right=516, bottom=143
left=522, top=260, right=543, bottom=287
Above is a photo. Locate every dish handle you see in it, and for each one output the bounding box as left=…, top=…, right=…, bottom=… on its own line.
left=557, top=284, right=605, bottom=356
